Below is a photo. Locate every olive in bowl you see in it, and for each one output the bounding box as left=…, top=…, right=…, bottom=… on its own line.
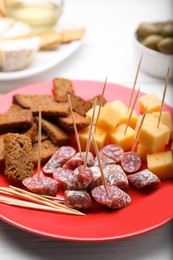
left=133, top=21, right=173, bottom=78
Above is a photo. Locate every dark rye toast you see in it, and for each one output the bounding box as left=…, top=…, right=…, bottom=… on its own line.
left=57, top=111, right=90, bottom=133
left=4, top=133, right=34, bottom=182
left=32, top=139, right=59, bottom=166
left=13, top=94, right=70, bottom=117
left=70, top=94, right=92, bottom=116
left=34, top=117, right=70, bottom=146
left=0, top=109, right=33, bottom=134
left=89, top=94, right=107, bottom=106
left=53, top=77, right=75, bottom=102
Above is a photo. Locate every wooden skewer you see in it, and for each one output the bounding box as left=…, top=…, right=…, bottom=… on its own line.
left=0, top=187, right=63, bottom=210
left=131, top=106, right=148, bottom=155
left=0, top=196, right=83, bottom=215
left=40, top=194, right=64, bottom=201
left=94, top=77, right=107, bottom=132
left=91, top=132, right=108, bottom=195
left=37, top=106, right=42, bottom=181
left=157, top=67, right=170, bottom=128
left=68, top=94, right=82, bottom=155
left=83, top=98, right=97, bottom=170
left=9, top=185, right=83, bottom=215
left=124, top=87, right=140, bottom=135
left=128, top=53, right=143, bottom=111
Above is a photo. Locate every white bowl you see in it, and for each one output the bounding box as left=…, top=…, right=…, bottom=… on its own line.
left=133, top=35, right=173, bottom=79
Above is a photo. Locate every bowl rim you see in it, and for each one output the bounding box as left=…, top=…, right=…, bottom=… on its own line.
left=133, top=32, right=173, bottom=58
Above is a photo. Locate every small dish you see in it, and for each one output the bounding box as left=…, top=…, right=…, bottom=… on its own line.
left=133, top=34, right=173, bottom=79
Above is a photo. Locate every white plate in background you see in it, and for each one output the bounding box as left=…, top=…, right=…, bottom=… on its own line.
left=0, top=21, right=84, bottom=81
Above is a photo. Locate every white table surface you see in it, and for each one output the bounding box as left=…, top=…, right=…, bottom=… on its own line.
left=0, top=0, right=173, bottom=259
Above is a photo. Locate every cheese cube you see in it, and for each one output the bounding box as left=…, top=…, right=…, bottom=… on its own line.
left=147, top=151, right=173, bottom=180
left=86, top=105, right=101, bottom=122
left=135, top=114, right=158, bottom=132
left=137, top=143, right=165, bottom=162
left=98, top=103, right=120, bottom=131
left=108, top=124, right=136, bottom=151
left=111, top=100, right=137, bottom=128
left=79, top=126, right=107, bottom=153
left=139, top=94, right=161, bottom=114
left=152, top=111, right=173, bottom=140
left=138, top=121, right=170, bottom=151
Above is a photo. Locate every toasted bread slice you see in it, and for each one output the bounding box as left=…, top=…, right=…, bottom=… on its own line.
left=32, top=139, right=58, bottom=166
left=89, top=94, right=107, bottom=106
left=13, top=94, right=70, bottom=116
left=0, top=109, right=33, bottom=134
left=34, top=117, right=70, bottom=146
left=57, top=111, right=90, bottom=133
left=70, top=94, right=92, bottom=116
left=4, top=133, right=34, bottom=182
left=53, top=77, right=75, bottom=102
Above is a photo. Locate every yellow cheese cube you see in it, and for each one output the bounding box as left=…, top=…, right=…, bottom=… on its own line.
left=79, top=126, right=107, bottom=153
left=98, top=102, right=120, bottom=131
left=135, top=114, right=158, bottom=131
left=108, top=124, right=136, bottom=151
left=138, top=121, right=170, bottom=151
left=139, top=93, right=161, bottom=114
left=137, top=143, right=165, bottom=162
left=147, top=151, right=173, bottom=180
left=152, top=111, right=173, bottom=140
left=111, top=100, right=127, bottom=113
left=86, top=105, right=102, bottom=122
left=111, top=100, right=137, bottom=128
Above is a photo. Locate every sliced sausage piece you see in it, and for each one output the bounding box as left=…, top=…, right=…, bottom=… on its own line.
left=88, top=166, right=102, bottom=190
left=94, top=152, right=116, bottom=168
left=91, top=185, right=131, bottom=209
left=104, top=164, right=129, bottom=190
left=100, top=144, right=124, bottom=163
left=67, top=165, right=93, bottom=190
left=127, top=169, right=161, bottom=188
left=53, top=167, right=73, bottom=190
left=64, top=190, right=92, bottom=209
left=43, top=146, right=76, bottom=174
left=22, top=174, right=58, bottom=196
left=63, top=151, right=95, bottom=170
left=121, top=152, right=141, bottom=173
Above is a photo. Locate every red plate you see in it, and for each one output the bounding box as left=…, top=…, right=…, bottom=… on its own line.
left=0, top=80, right=173, bottom=241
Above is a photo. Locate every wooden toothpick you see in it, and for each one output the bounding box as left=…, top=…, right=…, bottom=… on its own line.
left=83, top=98, right=97, bottom=170
left=94, top=77, right=107, bottom=132
left=157, top=67, right=170, bottom=128
left=37, top=106, right=42, bottom=181
left=124, top=87, right=140, bottom=135
left=128, top=53, right=143, bottom=111
left=131, top=106, right=148, bottom=155
left=68, top=95, right=82, bottom=155
left=91, top=132, right=108, bottom=195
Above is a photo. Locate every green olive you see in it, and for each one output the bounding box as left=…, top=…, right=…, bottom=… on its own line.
left=136, top=23, right=161, bottom=38
left=161, top=22, right=173, bottom=37
left=141, top=35, right=163, bottom=50
left=157, top=37, right=173, bottom=54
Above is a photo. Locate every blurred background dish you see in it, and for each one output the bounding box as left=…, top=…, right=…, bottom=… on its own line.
left=134, top=21, right=173, bottom=79
left=3, top=0, right=64, bottom=33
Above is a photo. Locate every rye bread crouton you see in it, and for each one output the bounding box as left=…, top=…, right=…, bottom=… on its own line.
left=4, top=133, right=34, bottom=182
left=53, top=78, right=75, bottom=102
left=70, top=94, right=92, bottom=116
left=57, top=111, right=90, bottom=133
left=34, top=117, right=70, bottom=146
left=0, top=109, right=33, bottom=134
left=13, top=94, right=70, bottom=117
left=32, top=139, right=58, bottom=166
left=89, top=94, right=107, bottom=106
